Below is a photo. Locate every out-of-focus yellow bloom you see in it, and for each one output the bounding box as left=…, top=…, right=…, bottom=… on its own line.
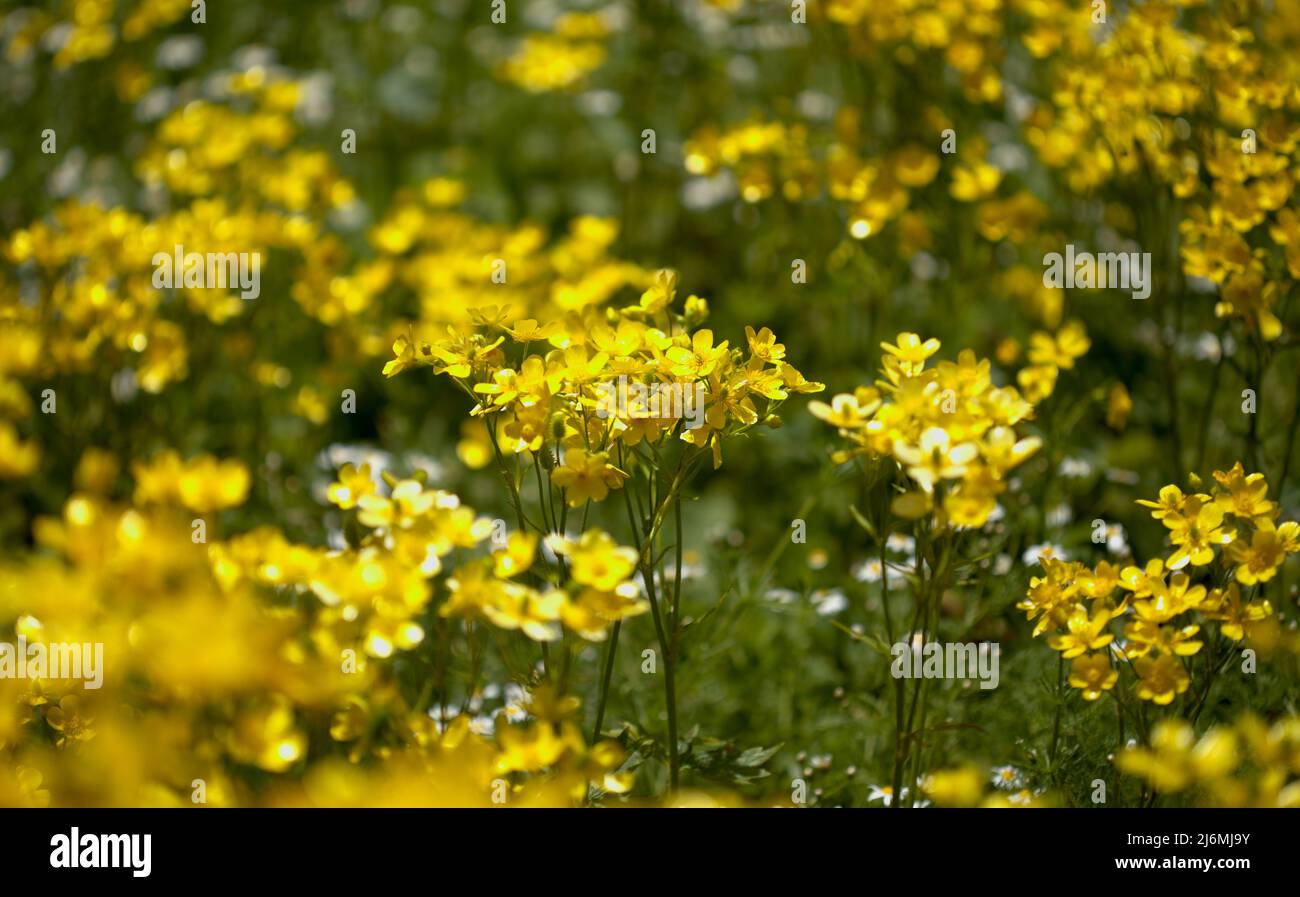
left=133, top=452, right=250, bottom=513
left=1133, top=654, right=1191, bottom=705
left=497, top=13, right=609, bottom=93
left=327, top=463, right=377, bottom=510
left=1068, top=653, right=1117, bottom=701
left=921, top=764, right=986, bottom=807
left=1117, top=715, right=1300, bottom=807
left=1106, top=382, right=1132, bottom=431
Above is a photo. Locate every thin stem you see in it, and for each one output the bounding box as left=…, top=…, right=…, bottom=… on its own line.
left=1049, top=652, right=1065, bottom=768
left=591, top=621, right=622, bottom=741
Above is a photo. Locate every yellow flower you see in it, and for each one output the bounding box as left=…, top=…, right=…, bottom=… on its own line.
left=1123, top=621, right=1203, bottom=659
left=558, top=530, right=638, bottom=592
left=979, top=427, right=1041, bottom=473
left=550, top=449, right=627, bottom=506
left=493, top=531, right=537, bottom=579
left=1077, top=561, right=1121, bottom=600
left=891, top=490, right=933, bottom=520
left=327, top=463, right=377, bottom=510
left=1164, top=498, right=1234, bottom=569
left=665, top=329, right=728, bottom=379
left=1117, top=720, right=1242, bottom=795
left=1116, top=719, right=1197, bottom=792
left=457, top=419, right=498, bottom=469
left=1019, top=557, right=1081, bottom=635
left=506, top=319, right=560, bottom=343
left=481, top=586, right=566, bottom=643
left=1106, top=382, right=1132, bottom=430
left=15, top=767, right=50, bottom=807
left=496, top=718, right=579, bottom=774
left=357, top=479, right=436, bottom=529
left=949, top=161, right=1001, bottom=201
left=1130, top=572, right=1205, bottom=624
left=1068, top=653, right=1118, bottom=700
left=1048, top=603, right=1118, bottom=658
left=744, top=325, right=786, bottom=363
left=808, top=389, right=880, bottom=430
left=382, top=333, right=419, bottom=377
left=561, top=585, right=649, bottom=640
left=880, top=332, right=941, bottom=372
left=428, top=330, right=506, bottom=379
left=1137, top=484, right=1192, bottom=521
left=921, top=764, right=985, bottom=807
left=45, top=696, right=95, bottom=749
left=630, top=268, right=677, bottom=317
left=1027, top=320, right=1090, bottom=370
left=1203, top=583, right=1273, bottom=641
left=777, top=361, right=825, bottom=395
left=229, top=698, right=307, bottom=773
left=1212, top=463, right=1275, bottom=519
left=1226, top=526, right=1287, bottom=585
left=1133, top=654, right=1191, bottom=705
left=892, top=427, right=978, bottom=492
left=1118, top=558, right=1167, bottom=597
left=177, top=455, right=252, bottom=513
left=0, top=423, right=40, bottom=478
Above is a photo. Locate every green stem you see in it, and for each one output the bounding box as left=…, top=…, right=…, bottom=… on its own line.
left=591, top=620, right=622, bottom=741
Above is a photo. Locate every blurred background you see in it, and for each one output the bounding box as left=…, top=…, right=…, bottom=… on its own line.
left=1, top=0, right=1298, bottom=805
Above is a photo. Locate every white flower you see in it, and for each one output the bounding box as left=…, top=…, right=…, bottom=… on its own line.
left=886, top=533, right=916, bottom=555
left=811, top=589, right=848, bottom=616
left=1023, top=543, right=1066, bottom=565
left=764, top=588, right=799, bottom=605
left=503, top=683, right=529, bottom=723
left=1058, top=457, right=1093, bottom=478
left=852, top=558, right=883, bottom=583
left=867, top=784, right=908, bottom=806
left=1046, top=503, right=1073, bottom=527
left=991, top=765, right=1024, bottom=791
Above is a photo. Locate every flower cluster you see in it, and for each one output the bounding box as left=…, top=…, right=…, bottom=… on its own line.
left=495, top=11, right=610, bottom=94
left=824, top=0, right=1006, bottom=104
left=218, top=465, right=647, bottom=649
left=1020, top=0, right=1300, bottom=340
left=1, top=0, right=192, bottom=71
left=684, top=120, right=818, bottom=204
left=0, top=459, right=633, bottom=806
left=687, top=1, right=1300, bottom=341
left=383, top=268, right=824, bottom=474
left=361, top=197, right=644, bottom=336
left=684, top=114, right=1006, bottom=242
left=811, top=331, right=1063, bottom=528
left=1117, top=715, right=1300, bottom=807
left=920, top=763, right=1052, bottom=809
left=1021, top=465, right=1296, bottom=705
left=3, top=74, right=353, bottom=401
